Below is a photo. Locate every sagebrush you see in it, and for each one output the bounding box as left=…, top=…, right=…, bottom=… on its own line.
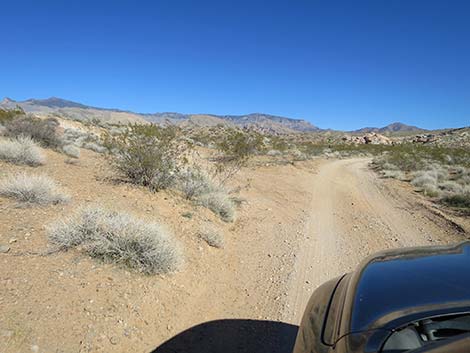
left=104, top=124, right=190, bottom=191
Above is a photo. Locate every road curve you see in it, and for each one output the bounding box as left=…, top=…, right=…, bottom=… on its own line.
left=283, top=158, right=462, bottom=324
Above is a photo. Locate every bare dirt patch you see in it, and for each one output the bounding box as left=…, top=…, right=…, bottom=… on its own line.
left=0, top=154, right=467, bottom=353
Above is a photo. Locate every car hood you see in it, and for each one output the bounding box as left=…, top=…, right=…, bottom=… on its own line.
left=344, top=242, right=470, bottom=334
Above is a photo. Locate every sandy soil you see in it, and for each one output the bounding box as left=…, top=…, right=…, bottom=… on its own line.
left=0, top=152, right=468, bottom=353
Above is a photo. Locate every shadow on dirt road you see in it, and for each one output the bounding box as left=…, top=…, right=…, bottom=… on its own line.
left=151, top=319, right=298, bottom=353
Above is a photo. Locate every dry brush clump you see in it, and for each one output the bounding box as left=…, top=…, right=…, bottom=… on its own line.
left=104, top=124, right=190, bottom=191
left=177, top=167, right=217, bottom=200
left=177, top=166, right=236, bottom=222
left=197, top=191, right=235, bottom=222
left=4, top=115, right=63, bottom=148
left=62, top=127, right=106, bottom=153
left=62, top=144, right=80, bottom=159
left=214, top=128, right=265, bottom=184
left=198, top=224, right=224, bottom=248
left=48, top=206, right=183, bottom=274
left=372, top=144, right=470, bottom=209
left=0, top=107, right=25, bottom=125
left=0, top=136, right=45, bottom=166
left=0, top=173, right=70, bottom=205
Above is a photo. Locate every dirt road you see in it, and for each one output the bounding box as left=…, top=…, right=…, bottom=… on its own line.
left=153, top=158, right=467, bottom=353
left=1, top=154, right=467, bottom=353
left=283, top=158, right=466, bottom=324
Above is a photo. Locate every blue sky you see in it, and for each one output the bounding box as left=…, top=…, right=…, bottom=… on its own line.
left=1, top=0, right=469, bottom=130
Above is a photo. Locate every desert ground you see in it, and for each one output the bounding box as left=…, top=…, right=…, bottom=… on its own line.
left=1, top=145, right=468, bottom=353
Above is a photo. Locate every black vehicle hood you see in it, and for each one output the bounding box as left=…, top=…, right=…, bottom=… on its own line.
left=346, top=242, right=470, bottom=334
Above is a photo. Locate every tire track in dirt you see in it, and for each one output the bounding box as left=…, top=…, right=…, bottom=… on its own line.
left=282, top=158, right=464, bottom=324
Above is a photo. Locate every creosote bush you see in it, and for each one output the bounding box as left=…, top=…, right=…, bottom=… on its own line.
left=216, top=128, right=264, bottom=162
left=48, top=206, right=182, bottom=274
left=211, top=129, right=265, bottom=186
left=441, top=194, right=470, bottom=209
left=0, top=107, right=25, bottom=124
left=0, top=173, right=70, bottom=205
left=4, top=116, right=63, bottom=148
left=104, top=124, right=190, bottom=191
left=0, top=136, right=45, bottom=166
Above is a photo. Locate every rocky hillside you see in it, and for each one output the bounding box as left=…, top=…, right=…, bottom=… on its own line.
left=0, top=97, right=149, bottom=125
left=1, top=97, right=319, bottom=134
left=353, top=122, right=426, bottom=134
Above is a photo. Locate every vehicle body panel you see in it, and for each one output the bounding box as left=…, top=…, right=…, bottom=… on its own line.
left=293, top=242, right=470, bottom=353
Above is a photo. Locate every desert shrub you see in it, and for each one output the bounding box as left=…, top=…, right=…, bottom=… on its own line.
left=372, top=144, right=470, bottom=206
left=65, top=158, right=79, bottom=165
left=177, top=166, right=236, bottom=221
left=104, top=124, right=190, bottom=191
left=324, top=151, right=341, bottom=159
left=0, top=173, right=69, bottom=205
left=266, top=149, right=282, bottom=157
left=0, top=136, right=45, bottom=166
left=4, top=116, right=63, bottom=148
left=62, top=128, right=105, bottom=153
left=441, top=194, right=470, bottom=209
left=214, top=129, right=264, bottom=184
left=199, top=226, right=224, bottom=248
left=291, top=149, right=309, bottom=161
left=411, top=172, right=438, bottom=188
left=198, top=191, right=235, bottom=222
left=178, top=167, right=217, bottom=200
left=374, top=144, right=470, bottom=171
left=438, top=180, right=463, bottom=194
left=269, top=136, right=289, bottom=153
left=422, top=184, right=440, bottom=197
left=0, top=107, right=25, bottom=124
left=381, top=170, right=405, bottom=180
left=423, top=164, right=448, bottom=181
left=381, top=162, right=399, bottom=170
left=410, top=172, right=441, bottom=197
left=62, top=128, right=83, bottom=145
left=62, top=144, right=80, bottom=159
left=47, top=206, right=182, bottom=274
left=83, top=142, right=106, bottom=153
left=216, top=128, right=264, bottom=161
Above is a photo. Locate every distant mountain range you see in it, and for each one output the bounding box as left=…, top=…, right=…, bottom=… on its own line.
left=351, top=122, right=426, bottom=134
left=0, top=97, right=428, bottom=134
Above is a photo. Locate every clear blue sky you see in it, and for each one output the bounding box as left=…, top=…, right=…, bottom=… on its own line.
left=1, top=0, right=469, bottom=130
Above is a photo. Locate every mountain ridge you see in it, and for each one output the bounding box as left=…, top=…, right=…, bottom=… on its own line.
left=352, top=122, right=426, bottom=134
left=0, top=97, right=320, bottom=133
left=1, top=96, right=430, bottom=133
